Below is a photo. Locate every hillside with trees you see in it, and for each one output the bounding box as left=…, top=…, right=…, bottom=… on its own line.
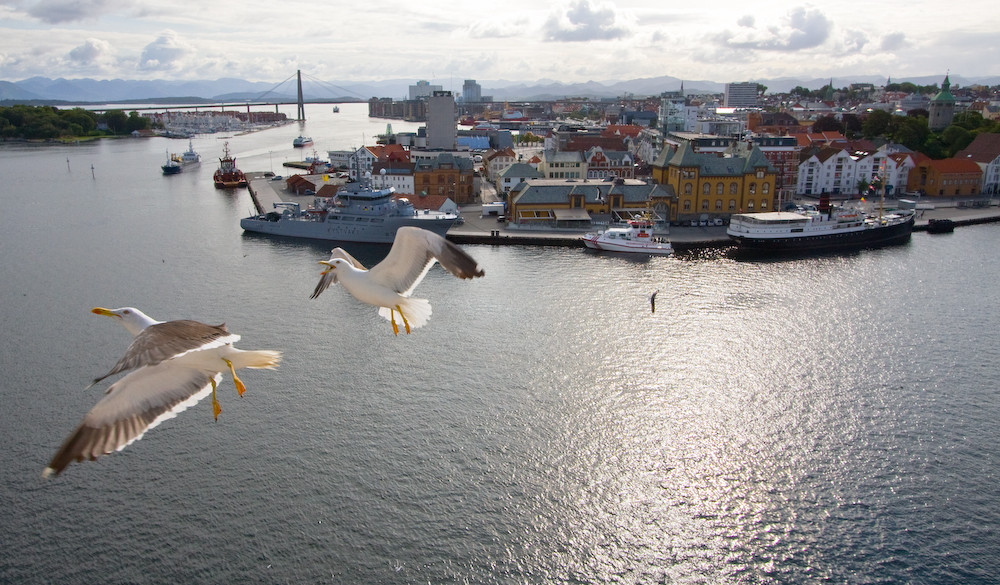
left=0, top=105, right=154, bottom=140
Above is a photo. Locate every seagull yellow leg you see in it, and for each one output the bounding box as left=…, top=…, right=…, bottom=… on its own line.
left=396, top=304, right=411, bottom=334
left=390, top=308, right=399, bottom=336
left=224, top=358, right=246, bottom=396
left=211, top=377, right=222, bottom=421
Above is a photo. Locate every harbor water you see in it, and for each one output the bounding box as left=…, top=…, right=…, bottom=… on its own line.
left=1, top=104, right=999, bottom=583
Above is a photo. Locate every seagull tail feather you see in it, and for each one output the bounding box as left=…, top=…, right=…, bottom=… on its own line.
left=229, top=349, right=283, bottom=370
left=378, top=298, right=432, bottom=330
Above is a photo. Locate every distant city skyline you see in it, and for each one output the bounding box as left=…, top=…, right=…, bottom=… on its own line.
left=1, top=0, right=997, bottom=84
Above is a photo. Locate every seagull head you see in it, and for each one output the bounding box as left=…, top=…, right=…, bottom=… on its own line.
left=91, top=307, right=159, bottom=336
left=318, top=257, right=348, bottom=276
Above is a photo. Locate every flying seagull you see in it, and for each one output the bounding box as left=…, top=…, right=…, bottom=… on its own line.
left=310, top=226, right=485, bottom=335
left=650, top=290, right=658, bottom=314
left=43, top=307, right=281, bottom=477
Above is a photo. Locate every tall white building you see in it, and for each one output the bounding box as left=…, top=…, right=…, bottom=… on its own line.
left=426, top=91, right=457, bottom=150
left=724, top=82, right=759, bottom=108
left=409, top=80, right=442, bottom=100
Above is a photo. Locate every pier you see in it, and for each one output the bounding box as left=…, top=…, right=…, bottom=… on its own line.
left=245, top=173, right=1000, bottom=249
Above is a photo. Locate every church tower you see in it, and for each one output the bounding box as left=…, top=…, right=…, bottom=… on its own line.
left=929, top=74, right=956, bottom=131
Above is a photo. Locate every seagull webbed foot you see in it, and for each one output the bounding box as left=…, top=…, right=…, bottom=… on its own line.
left=390, top=309, right=400, bottom=336
left=396, top=304, right=411, bottom=334
left=211, top=377, right=222, bottom=421
left=224, top=358, right=246, bottom=396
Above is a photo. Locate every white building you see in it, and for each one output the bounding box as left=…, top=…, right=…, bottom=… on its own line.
left=409, top=80, right=442, bottom=100
left=796, top=146, right=885, bottom=196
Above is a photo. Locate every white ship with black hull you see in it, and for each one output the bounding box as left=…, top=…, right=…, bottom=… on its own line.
left=726, top=196, right=915, bottom=253
left=240, top=179, right=458, bottom=244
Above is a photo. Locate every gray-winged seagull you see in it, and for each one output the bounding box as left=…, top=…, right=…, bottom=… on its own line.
left=310, top=226, right=485, bottom=335
left=43, top=307, right=281, bottom=477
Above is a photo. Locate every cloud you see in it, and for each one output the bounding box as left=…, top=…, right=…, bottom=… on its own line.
left=543, top=0, right=629, bottom=42
left=25, top=0, right=123, bottom=24
left=68, top=38, right=112, bottom=65
left=737, top=15, right=755, bottom=28
left=879, top=32, right=907, bottom=51
left=468, top=18, right=527, bottom=39
left=716, top=6, right=832, bottom=52
left=138, top=30, right=191, bottom=72
left=840, top=29, right=867, bottom=54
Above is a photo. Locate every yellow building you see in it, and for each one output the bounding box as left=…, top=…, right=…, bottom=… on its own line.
left=652, top=141, right=777, bottom=221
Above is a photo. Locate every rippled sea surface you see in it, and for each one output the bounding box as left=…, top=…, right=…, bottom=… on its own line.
left=2, top=105, right=999, bottom=584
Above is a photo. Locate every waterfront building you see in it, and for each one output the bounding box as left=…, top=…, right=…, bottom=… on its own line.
left=955, top=133, right=1000, bottom=195
left=651, top=140, right=776, bottom=220
left=795, top=145, right=884, bottom=197
left=426, top=91, right=457, bottom=151
left=907, top=157, right=983, bottom=197
left=413, top=152, right=475, bottom=204
left=724, top=82, right=759, bottom=108
left=507, top=178, right=675, bottom=227
left=928, top=75, right=957, bottom=132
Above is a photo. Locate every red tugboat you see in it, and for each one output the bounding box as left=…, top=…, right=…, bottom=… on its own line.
left=213, top=142, right=247, bottom=188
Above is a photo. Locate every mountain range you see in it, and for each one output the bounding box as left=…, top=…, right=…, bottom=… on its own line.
left=2, top=74, right=998, bottom=104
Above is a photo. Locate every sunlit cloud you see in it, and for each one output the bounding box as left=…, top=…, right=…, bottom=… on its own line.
left=544, top=0, right=629, bottom=42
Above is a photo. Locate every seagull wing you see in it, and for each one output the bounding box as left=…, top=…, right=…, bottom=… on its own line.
left=368, top=227, right=485, bottom=296
left=45, top=364, right=222, bottom=476
left=310, top=247, right=367, bottom=299
left=90, top=320, right=237, bottom=386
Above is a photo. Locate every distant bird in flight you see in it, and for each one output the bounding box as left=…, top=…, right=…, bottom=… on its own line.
left=310, top=226, right=485, bottom=335
left=44, top=307, right=281, bottom=477
left=650, top=290, right=658, bottom=313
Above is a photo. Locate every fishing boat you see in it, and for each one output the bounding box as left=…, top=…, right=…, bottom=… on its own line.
left=213, top=142, right=247, bottom=188
left=240, top=173, right=459, bottom=244
left=726, top=194, right=915, bottom=253
left=293, top=135, right=313, bottom=147
left=582, top=216, right=673, bottom=255
left=161, top=151, right=181, bottom=175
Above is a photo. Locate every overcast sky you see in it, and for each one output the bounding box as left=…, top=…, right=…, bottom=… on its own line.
left=1, top=0, right=996, bottom=84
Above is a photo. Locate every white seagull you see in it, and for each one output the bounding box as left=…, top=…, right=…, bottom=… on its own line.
left=310, top=226, right=485, bottom=335
left=44, top=307, right=281, bottom=477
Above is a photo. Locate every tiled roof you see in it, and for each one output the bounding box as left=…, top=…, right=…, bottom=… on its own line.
left=956, top=133, right=1000, bottom=164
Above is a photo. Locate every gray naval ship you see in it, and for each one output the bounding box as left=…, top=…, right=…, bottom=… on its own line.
left=240, top=173, right=459, bottom=244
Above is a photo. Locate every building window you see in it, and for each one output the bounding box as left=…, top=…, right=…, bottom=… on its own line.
left=730, top=183, right=738, bottom=195
left=749, top=183, right=756, bottom=194
left=701, top=200, right=709, bottom=210
left=715, top=199, right=723, bottom=210
left=729, top=199, right=736, bottom=210
left=761, top=199, right=768, bottom=209
left=683, top=200, right=691, bottom=211
left=684, top=184, right=692, bottom=195
left=748, top=200, right=755, bottom=210
left=703, top=183, right=710, bottom=195
left=763, top=183, right=770, bottom=194
left=717, top=183, right=724, bottom=195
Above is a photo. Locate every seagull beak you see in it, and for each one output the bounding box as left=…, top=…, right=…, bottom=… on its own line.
left=91, top=307, right=119, bottom=319
left=318, top=260, right=333, bottom=275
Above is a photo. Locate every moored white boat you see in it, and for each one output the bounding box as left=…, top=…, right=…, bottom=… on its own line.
left=726, top=195, right=914, bottom=253
left=582, top=217, right=673, bottom=255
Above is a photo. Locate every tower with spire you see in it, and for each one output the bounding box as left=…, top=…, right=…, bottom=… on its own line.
left=929, top=73, right=956, bottom=131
